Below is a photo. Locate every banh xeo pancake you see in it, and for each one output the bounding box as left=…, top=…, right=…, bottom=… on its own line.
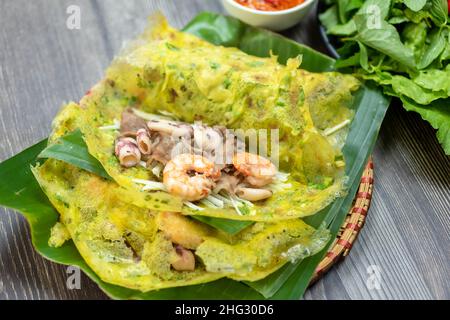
left=76, top=16, right=359, bottom=221
left=33, top=100, right=330, bottom=291
left=47, top=102, right=183, bottom=212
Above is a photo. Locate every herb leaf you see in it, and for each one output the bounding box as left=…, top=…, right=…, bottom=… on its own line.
left=418, top=28, right=447, bottom=69
left=38, top=129, right=111, bottom=180
left=191, top=216, right=253, bottom=235
left=321, top=0, right=450, bottom=154
left=354, top=15, right=416, bottom=68
left=403, top=0, right=427, bottom=12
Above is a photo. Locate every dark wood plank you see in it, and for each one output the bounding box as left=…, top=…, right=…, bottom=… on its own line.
left=0, top=0, right=114, bottom=300
left=0, top=0, right=449, bottom=300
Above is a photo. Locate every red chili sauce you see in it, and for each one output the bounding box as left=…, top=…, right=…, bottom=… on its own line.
left=235, top=0, right=306, bottom=11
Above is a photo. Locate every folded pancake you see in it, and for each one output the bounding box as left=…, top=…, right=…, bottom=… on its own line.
left=47, top=101, right=184, bottom=212
left=34, top=104, right=330, bottom=291
left=74, top=17, right=359, bottom=222
left=34, top=159, right=221, bottom=291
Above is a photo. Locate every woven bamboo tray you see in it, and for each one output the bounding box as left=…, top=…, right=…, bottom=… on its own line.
left=310, top=158, right=374, bottom=284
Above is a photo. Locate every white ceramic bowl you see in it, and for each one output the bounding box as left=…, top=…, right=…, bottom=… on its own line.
left=221, top=0, right=317, bottom=31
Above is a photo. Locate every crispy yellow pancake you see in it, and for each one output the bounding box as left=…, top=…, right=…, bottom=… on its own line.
left=76, top=16, right=359, bottom=221
left=35, top=103, right=330, bottom=291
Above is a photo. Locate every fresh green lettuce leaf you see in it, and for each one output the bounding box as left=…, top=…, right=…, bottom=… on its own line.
left=389, top=75, right=448, bottom=104
left=413, top=65, right=450, bottom=95
left=401, top=97, right=450, bottom=154
left=418, top=28, right=447, bottom=69
left=428, top=0, right=448, bottom=26
left=402, top=21, right=428, bottom=61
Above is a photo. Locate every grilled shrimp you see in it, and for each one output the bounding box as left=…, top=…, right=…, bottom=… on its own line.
left=232, top=152, right=277, bottom=187
left=163, top=154, right=221, bottom=201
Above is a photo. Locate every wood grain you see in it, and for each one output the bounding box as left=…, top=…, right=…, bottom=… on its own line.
left=0, top=0, right=449, bottom=300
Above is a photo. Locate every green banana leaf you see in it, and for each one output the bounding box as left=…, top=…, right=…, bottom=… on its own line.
left=266, top=84, right=389, bottom=299
left=0, top=12, right=389, bottom=300
left=188, top=215, right=254, bottom=235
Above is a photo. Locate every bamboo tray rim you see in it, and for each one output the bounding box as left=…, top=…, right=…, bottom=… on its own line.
left=311, top=158, right=374, bottom=284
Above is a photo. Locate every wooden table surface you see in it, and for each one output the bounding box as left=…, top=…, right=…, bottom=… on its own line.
left=0, top=0, right=449, bottom=300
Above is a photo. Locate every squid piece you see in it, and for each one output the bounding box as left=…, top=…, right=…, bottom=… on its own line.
left=147, top=120, right=192, bottom=137
left=193, top=125, right=223, bottom=152
left=235, top=187, right=273, bottom=201
left=115, top=137, right=141, bottom=168
left=136, top=128, right=152, bottom=155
